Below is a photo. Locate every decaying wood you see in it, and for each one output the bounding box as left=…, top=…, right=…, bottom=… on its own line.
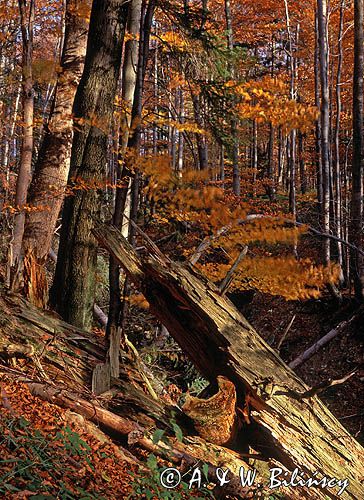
left=0, top=292, right=351, bottom=499
left=289, top=311, right=361, bottom=368
left=29, top=383, right=144, bottom=435
left=63, top=410, right=143, bottom=467
left=93, top=222, right=364, bottom=500
left=182, top=375, right=238, bottom=446
left=26, top=381, right=267, bottom=499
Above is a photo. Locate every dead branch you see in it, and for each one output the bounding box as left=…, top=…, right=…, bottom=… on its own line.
left=289, top=312, right=361, bottom=369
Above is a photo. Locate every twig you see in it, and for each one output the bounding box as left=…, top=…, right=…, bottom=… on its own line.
left=275, top=368, right=358, bottom=400
left=277, top=314, right=296, bottom=351
left=339, top=412, right=364, bottom=420
left=125, top=216, right=170, bottom=263
left=219, top=246, right=248, bottom=295
left=189, top=214, right=364, bottom=266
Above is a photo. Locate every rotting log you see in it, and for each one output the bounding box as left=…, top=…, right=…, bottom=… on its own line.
left=0, top=292, right=351, bottom=499
left=0, top=295, right=246, bottom=499
left=93, top=223, right=364, bottom=500
left=26, top=382, right=272, bottom=499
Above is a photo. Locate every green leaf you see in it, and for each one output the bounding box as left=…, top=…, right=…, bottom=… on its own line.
left=172, top=422, right=183, bottom=443
left=146, top=453, right=158, bottom=470
left=152, top=428, right=165, bottom=445
left=202, top=463, right=209, bottom=481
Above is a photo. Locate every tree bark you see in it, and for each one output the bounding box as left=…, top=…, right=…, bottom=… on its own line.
left=317, top=0, right=331, bottom=265
left=314, top=10, right=323, bottom=209
left=107, top=0, right=143, bottom=373
left=191, top=92, right=208, bottom=170
left=19, top=0, right=88, bottom=307
left=225, top=0, right=240, bottom=195
left=333, top=0, right=345, bottom=280
left=50, top=0, right=129, bottom=329
left=350, top=0, right=364, bottom=300
left=106, top=0, right=155, bottom=380
left=298, top=131, right=306, bottom=195
left=11, top=0, right=35, bottom=272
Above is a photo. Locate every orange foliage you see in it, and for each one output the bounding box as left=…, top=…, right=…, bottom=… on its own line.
left=0, top=379, right=136, bottom=499
left=139, top=160, right=338, bottom=300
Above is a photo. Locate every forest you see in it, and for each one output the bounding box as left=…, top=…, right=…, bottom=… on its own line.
left=0, top=0, right=364, bottom=498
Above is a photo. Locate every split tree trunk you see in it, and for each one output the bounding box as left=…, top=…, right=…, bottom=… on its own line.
left=93, top=222, right=364, bottom=500
left=0, top=293, right=271, bottom=499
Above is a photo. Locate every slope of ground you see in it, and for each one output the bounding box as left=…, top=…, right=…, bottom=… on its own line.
left=0, top=377, right=137, bottom=499
left=242, top=292, right=364, bottom=444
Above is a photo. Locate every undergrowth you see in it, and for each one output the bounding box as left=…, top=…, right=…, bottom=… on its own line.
left=0, top=414, right=101, bottom=499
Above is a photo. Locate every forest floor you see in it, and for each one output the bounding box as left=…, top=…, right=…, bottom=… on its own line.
left=0, top=377, right=138, bottom=499
left=244, top=292, right=364, bottom=443
left=1, top=196, right=363, bottom=498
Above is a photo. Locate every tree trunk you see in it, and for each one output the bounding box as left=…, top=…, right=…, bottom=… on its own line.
left=191, top=92, right=208, bottom=170
left=333, top=0, right=344, bottom=280
left=298, top=131, right=306, bottom=194
left=106, top=0, right=155, bottom=379
left=19, top=0, right=88, bottom=307
left=107, top=0, right=143, bottom=364
left=284, top=0, right=296, bottom=218
left=315, top=10, right=323, bottom=209
left=267, top=124, right=276, bottom=200
left=119, top=0, right=142, bottom=157
left=176, top=87, right=184, bottom=177
left=351, top=0, right=364, bottom=300
left=288, top=130, right=296, bottom=217
left=50, top=0, right=129, bottom=329
left=225, top=0, right=240, bottom=195
left=317, top=0, right=331, bottom=266
left=10, top=0, right=35, bottom=273
left=93, top=223, right=364, bottom=500
left=252, top=119, right=258, bottom=195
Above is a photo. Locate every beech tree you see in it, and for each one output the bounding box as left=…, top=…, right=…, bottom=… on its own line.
left=50, top=0, right=129, bottom=328
left=351, top=0, right=364, bottom=301
left=10, top=0, right=34, bottom=275
left=316, top=0, right=331, bottom=267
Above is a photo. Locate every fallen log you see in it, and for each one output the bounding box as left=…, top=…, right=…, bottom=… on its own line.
left=27, top=381, right=268, bottom=499
left=93, top=223, right=364, bottom=500
left=0, top=293, right=272, bottom=498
